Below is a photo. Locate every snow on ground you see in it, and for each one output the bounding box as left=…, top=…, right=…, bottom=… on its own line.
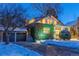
left=43, top=40, right=79, bottom=49
left=0, top=43, right=41, bottom=56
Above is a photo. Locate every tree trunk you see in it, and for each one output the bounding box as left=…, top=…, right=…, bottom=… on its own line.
left=5, top=31, right=9, bottom=44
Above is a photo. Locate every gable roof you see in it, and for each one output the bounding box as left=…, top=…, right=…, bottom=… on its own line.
left=51, top=16, right=64, bottom=25
left=26, top=16, right=64, bottom=27
left=35, top=16, right=64, bottom=26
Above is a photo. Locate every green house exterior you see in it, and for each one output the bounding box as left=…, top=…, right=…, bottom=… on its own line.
left=35, top=23, right=54, bottom=40
left=28, top=16, right=64, bottom=41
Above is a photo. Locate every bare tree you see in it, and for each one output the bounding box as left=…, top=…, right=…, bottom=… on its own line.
left=32, top=3, right=62, bottom=18
left=0, top=3, right=27, bottom=44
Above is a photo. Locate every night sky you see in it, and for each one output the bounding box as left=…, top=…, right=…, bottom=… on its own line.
left=18, top=3, right=79, bottom=24
left=22, top=3, right=79, bottom=24
left=59, top=3, right=79, bottom=24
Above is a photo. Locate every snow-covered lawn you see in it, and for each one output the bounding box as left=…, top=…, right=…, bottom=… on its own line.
left=0, top=43, right=41, bottom=56
left=43, top=40, right=79, bottom=49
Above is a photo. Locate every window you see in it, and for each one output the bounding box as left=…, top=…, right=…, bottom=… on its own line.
left=43, top=28, right=50, bottom=34
left=55, top=27, right=61, bottom=30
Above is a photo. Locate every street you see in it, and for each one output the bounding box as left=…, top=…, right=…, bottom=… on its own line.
left=16, top=40, right=79, bottom=56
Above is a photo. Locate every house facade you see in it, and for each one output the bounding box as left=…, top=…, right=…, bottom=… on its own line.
left=28, top=16, right=66, bottom=40
left=28, top=15, right=78, bottom=41
left=0, top=27, right=28, bottom=42
left=72, top=19, right=79, bottom=40
left=63, top=18, right=79, bottom=40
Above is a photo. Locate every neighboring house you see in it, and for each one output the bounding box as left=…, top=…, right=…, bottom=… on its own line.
left=65, top=19, right=79, bottom=40
left=0, top=27, right=27, bottom=42
left=74, top=19, right=79, bottom=40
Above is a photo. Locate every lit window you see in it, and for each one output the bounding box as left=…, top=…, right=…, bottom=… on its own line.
left=42, top=18, right=46, bottom=24
left=43, top=28, right=50, bottom=34
left=55, top=27, right=61, bottom=30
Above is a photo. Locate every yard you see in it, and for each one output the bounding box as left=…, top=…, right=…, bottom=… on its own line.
left=0, top=43, right=41, bottom=56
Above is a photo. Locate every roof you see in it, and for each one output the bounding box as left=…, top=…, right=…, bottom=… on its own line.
left=14, top=28, right=27, bottom=32
left=27, top=15, right=64, bottom=26
left=65, top=20, right=77, bottom=26
left=0, top=27, right=27, bottom=32
left=51, top=16, right=64, bottom=25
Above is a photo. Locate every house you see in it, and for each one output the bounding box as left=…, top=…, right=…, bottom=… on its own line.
left=0, top=27, right=28, bottom=42
left=27, top=16, right=65, bottom=41
left=27, top=15, right=79, bottom=41
left=65, top=18, right=79, bottom=40
left=0, top=15, right=78, bottom=43
left=73, top=18, right=79, bottom=40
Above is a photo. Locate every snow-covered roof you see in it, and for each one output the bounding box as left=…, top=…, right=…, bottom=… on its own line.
left=0, top=27, right=27, bottom=32
left=65, top=20, right=77, bottom=26
left=0, top=27, right=4, bottom=31
left=28, top=16, right=64, bottom=25
left=14, top=28, right=27, bottom=32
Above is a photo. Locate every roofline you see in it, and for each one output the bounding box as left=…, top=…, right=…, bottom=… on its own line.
left=51, top=16, right=64, bottom=25
left=26, top=15, right=64, bottom=26
left=57, top=19, right=64, bottom=25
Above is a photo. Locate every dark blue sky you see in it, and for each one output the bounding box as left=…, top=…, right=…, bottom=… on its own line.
left=59, top=3, right=79, bottom=24
left=21, top=3, right=79, bottom=24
